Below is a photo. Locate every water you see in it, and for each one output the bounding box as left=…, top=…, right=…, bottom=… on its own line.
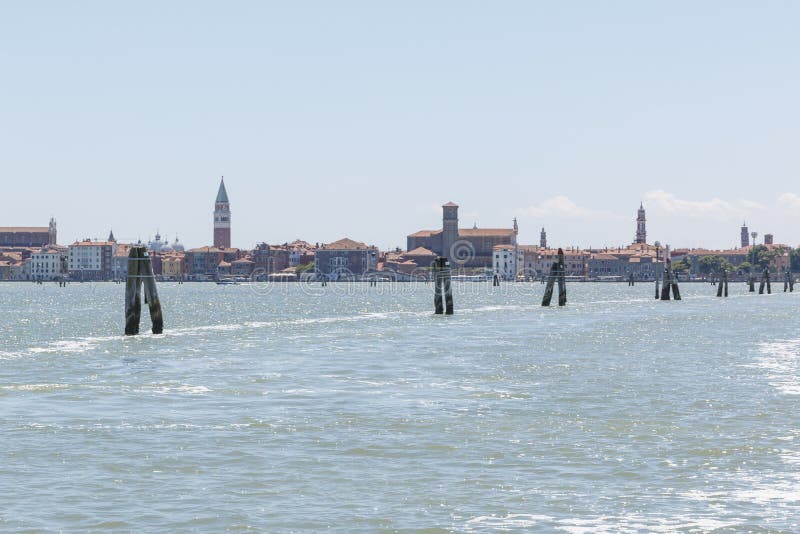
left=1, top=281, right=798, bottom=531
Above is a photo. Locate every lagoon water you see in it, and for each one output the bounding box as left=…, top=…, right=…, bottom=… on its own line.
left=1, top=281, right=799, bottom=531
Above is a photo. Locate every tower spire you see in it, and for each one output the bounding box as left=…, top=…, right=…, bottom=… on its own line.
left=213, top=177, right=231, bottom=248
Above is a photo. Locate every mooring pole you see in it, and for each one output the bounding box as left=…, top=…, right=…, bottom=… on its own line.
left=493, top=273, right=500, bottom=287
left=433, top=257, right=453, bottom=315
left=759, top=267, right=771, bottom=294
left=628, top=273, right=634, bottom=287
left=723, top=269, right=729, bottom=297
left=655, top=270, right=660, bottom=300
left=124, top=246, right=143, bottom=335
left=541, top=263, right=557, bottom=306
left=140, top=248, right=163, bottom=334
left=557, top=248, right=567, bottom=306
left=717, top=270, right=724, bottom=297
left=660, top=262, right=672, bottom=301
left=671, top=266, right=681, bottom=301
left=125, top=246, right=164, bottom=335
left=785, top=270, right=790, bottom=293
left=749, top=274, right=755, bottom=292
left=766, top=267, right=771, bottom=294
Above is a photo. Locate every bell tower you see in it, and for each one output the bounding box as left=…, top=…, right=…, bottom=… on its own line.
left=213, top=177, right=231, bottom=249
left=635, top=203, right=647, bottom=244
left=48, top=217, right=57, bottom=245
left=441, top=202, right=459, bottom=258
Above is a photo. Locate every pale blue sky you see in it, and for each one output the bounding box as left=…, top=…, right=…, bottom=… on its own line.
left=2, top=1, right=799, bottom=250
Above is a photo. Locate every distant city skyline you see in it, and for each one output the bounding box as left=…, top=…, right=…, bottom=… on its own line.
left=2, top=2, right=798, bottom=249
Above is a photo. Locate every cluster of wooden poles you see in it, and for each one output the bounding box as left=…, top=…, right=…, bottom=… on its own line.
left=124, top=245, right=163, bottom=335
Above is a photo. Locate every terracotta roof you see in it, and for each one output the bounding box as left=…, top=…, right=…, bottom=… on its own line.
left=70, top=241, right=115, bottom=247
left=458, top=228, right=514, bottom=237
left=408, top=229, right=441, bottom=238
left=405, top=246, right=436, bottom=256
left=0, top=227, right=49, bottom=233
left=443, top=202, right=459, bottom=207
left=323, top=238, right=371, bottom=250
left=186, top=246, right=224, bottom=253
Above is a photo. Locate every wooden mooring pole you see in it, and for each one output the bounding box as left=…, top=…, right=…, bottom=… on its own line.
left=542, top=248, right=566, bottom=307
left=433, top=257, right=453, bottom=315
left=655, top=270, right=660, bottom=300
left=628, top=273, right=634, bottom=287
left=759, top=267, right=771, bottom=295
left=660, top=259, right=681, bottom=301
left=716, top=270, right=729, bottom=297
left=125, top=245, right=163, bottom=335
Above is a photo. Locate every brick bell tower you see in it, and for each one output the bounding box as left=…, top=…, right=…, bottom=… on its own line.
left=213, top=177, right=231, bottom=249
left=635, top=202, right=647, bottom=244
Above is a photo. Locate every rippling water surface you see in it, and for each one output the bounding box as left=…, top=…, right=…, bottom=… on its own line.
left=1, top=281, right=799, bottom=531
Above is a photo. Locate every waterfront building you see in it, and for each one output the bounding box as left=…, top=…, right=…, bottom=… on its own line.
left=231, top=257, right=255, bottom=278
left=492, top=245, right=519, bottom=281
left=315, top=238, right=378, bottom=280
left=68, top=239, right=117, bottom=281
left=0, top=218, right=56, bottom=247
left=764, top=234, right=774, bottom=245
left=29, top=246, right=68, bottom=281
left=407, top=202, right=516, bottom=268
left=213, top=177, right=231, bottom=249
left=635, top=203, right=647, bottom=244
left=161, top=253, right=185, bottom=280
left=252, top=243, right=291, bottom=276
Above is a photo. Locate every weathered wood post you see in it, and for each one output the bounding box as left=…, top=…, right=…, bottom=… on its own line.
left=628, top=273, right=634, bottom=286
left=433, top=257, right=453, bottom=315
left=541, top=262, right=557, bottom=306
left=557, top=248, right=567, bottom=306
left=660, top=261, right=672, bottom=300
left=493, top=273, right=500, bottom=287
left=766, top=267, right=771, bottom=294
left=670, top=263, right=681, bottom=301
left=723, top=269, right=729, bottom=297
left=141, top=247, right=163, bottom=334
left=542, top=248, right=567, bottom=307
left=124, top=246, right=142, bottom=335
left=749, top=274, right=755, bottom=292
left=125, top=246, right=163, bottom=335
left=716, top=270, right=724, bottom=297
left=784, top=270, right=792, bottom=293
left=655, top=269, right=660, bottom=300
left=759, top=267, right=771, bottom=295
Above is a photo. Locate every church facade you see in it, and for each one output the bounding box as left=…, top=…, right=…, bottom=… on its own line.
left=407, top=202, right=516, bottom=268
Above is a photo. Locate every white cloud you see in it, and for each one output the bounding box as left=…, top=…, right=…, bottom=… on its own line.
left=643, top=190, right=763, bottom=220
left=778, top=192, right=800, bottom=210
left=517, top=196, right=594, bottom=219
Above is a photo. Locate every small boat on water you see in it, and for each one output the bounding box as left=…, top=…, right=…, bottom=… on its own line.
left=216, top=279, right=239, bottom=285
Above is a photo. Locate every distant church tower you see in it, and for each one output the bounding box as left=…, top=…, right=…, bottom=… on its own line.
left=741, top=222, right=749, bottom=248
left=48, top=217, right=57, bottom=245
left=540, top=227, right=547, bottom=249
left=213, top=177, right=231, bottom=249
left=635, top=203, right=647, bottom=244
left=441, top=202, right=459, bottom=258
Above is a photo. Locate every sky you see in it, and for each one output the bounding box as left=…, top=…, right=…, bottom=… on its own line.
left=2, top=1, right=799, bottom=251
